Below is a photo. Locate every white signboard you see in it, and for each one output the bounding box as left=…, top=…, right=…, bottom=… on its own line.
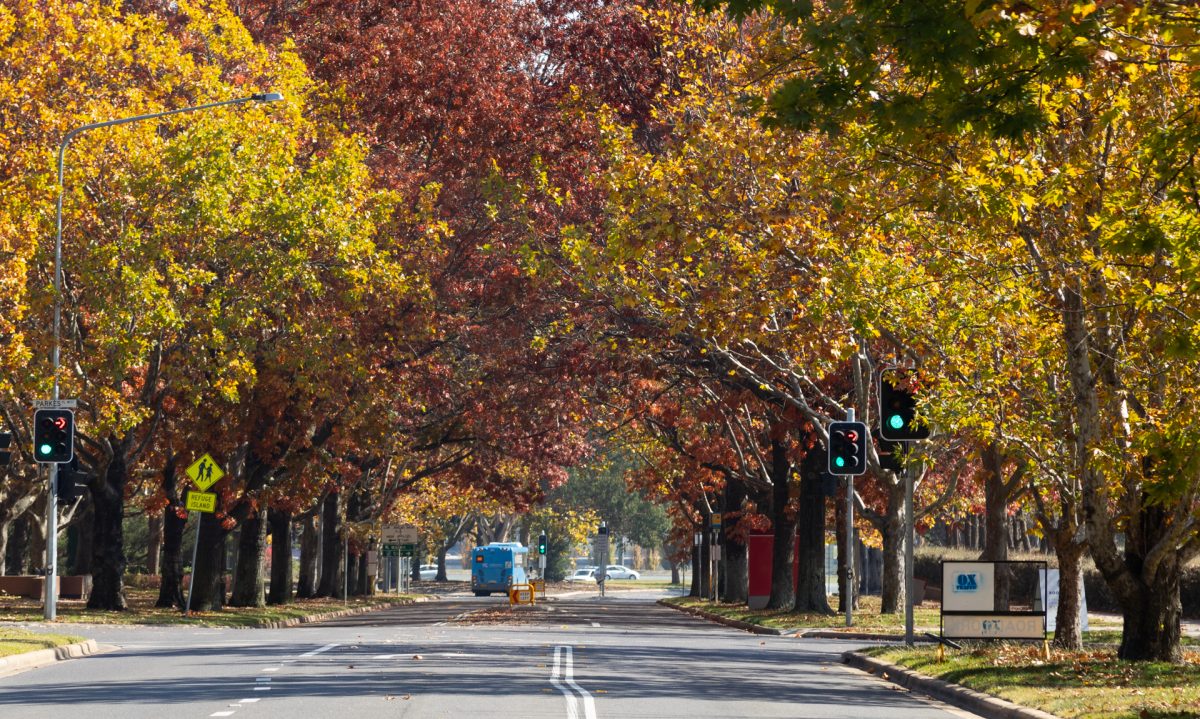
left=382, top=523, right=419, bottom=544
left=1039, top=568, right=1088, bottom=632
left=366, top=550, right=379, bottom=576
left=943, top=614, right=1045, bottom=640
left=943, top=562, right=997, bottom=612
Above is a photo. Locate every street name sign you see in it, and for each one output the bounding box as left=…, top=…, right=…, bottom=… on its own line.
left=186, top=453, right=225, bottom=491
left=381, top=544, right=399, bottom=557
left=186, top=491, right=217, bottom=513
left=33, top=399, right=77, bottom=409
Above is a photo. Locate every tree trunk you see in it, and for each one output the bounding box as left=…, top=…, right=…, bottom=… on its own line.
left=296, top=512, right=319, bottom=599
left=795, top=449, right=831, bottom=613
left=689, top=544, right=701, bottom=597
left=1120, top=557, right=1183, bottom=662
left=6, top=513, right=30, bottom=575
left=230, top=510, right=268, bottom=607
left=356, top=549, right=370, bottom=595
left=267, top=508, right=293, bottom=605
left=436, top=545, right=448, bottom=582
left=88, top=450, right=128, bottom=610
left=189, top=509, right=229, bottom=611
left=1053, top=531, right=1085, bottom=649
left=316, top=493, right=343, bottom=598
left=156, top=456, right=186, bottom=608
left=69, top=501, right=94, bottom=575
left=720, top=476, right=747, bottom=604
left=146, top=512, right=163, bottom=576
left=879, top=482, right=905, bottom=613
left=766, top=437, right=796, bottom=611
left=671, top=561, right=681, bottom=585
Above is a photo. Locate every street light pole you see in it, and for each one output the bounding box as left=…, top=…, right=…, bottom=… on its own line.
left=45, top=92, right=282, bottom=621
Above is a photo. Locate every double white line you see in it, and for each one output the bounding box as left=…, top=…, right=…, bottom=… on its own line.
left=550, top=645, right=597, bottom=719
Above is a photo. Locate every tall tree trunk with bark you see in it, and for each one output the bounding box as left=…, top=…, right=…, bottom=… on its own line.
left=879, top=481, right=905, bottom=614
left=316, top=492, right=344, bottom=598
left=766, top=437, right=796, bottom=611
left=795, top=448, right=832, bottom=613
left=267, top=508, right=293, bottom=605
left=146, top=512, right=163, bottom=576
left=296, top=512, right=319, bottom=599
left=156, top=456, right=186, bottom=608
left=1053, top=528, right=1086, bottom=649
left=720, top=476, right=747, bottom=604
left=229, top=510, right=268, bottom=607
left=6, top=513, right=30, bottom=575
left=88, top=447, right=129, bottom=610
left=189, top=508, right=229, bottom=611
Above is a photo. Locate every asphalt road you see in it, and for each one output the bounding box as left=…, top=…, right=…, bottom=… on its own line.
left=0, top=591, right=980, bottom=719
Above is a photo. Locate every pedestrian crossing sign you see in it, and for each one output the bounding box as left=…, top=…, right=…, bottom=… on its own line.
left=186, top=453, right=225, bottom=491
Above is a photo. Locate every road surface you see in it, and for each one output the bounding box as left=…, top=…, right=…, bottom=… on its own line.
left=0, top=590, right=979, bottom=719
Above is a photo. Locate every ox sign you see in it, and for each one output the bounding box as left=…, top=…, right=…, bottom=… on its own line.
left=940, top=561, right=1046, bottom=641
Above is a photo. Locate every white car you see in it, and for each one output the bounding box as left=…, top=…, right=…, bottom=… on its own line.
left=565, top=568, right=596, bottom=582
left=603, top=565, right=639, bottom=580
left=419, top=564, right=439, bottom=580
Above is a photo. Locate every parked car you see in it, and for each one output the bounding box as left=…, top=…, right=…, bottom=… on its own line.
left=565, top=568, right=596, bottom=582
left=419, top=564, right=438, bottom=581
left=603, top=565, right=639, bottom=580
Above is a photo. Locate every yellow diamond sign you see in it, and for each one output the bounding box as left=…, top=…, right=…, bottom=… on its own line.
left=186, top=453, right=225, bottom=491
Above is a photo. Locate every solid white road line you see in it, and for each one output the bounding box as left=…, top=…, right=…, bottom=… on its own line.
left=236, top=699, right=261, bottom=703
left=550, top=646, right=597, bottom=719
left=549, top=646, right=580, bottom=719
left=299, top=643, right=339, bottom=657
left=562, top=646, right=597, bottom=719
left=589, top=622, right=601, bottom=627
left=210, top=713, right=235, bottom=717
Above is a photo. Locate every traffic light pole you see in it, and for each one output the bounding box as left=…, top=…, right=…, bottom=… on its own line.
left=44, top=463, right=57, bottom=620
left=905, top=463, right=915, bottom=646
left=844, top=408, right=855, bottom=628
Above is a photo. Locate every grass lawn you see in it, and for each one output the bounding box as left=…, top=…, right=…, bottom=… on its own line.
left=0, top=627, right=87, bottom=658
left=0, top=588, right=428, bottom=628
left=863, top=643, right=1200, bottom=719
left=663, top=595, right=942, bottom=633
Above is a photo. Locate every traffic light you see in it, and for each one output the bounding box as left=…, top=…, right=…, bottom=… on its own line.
left=56, top=459, right=87, bottom=505
left=828, top=421, right=867, bottom=475
left=879, top=373, right=930, bottom=441
left=33, top=409, right=74, bottom=464
left=537, top=534, right=547, bottom=555
left=0, top=431, right=11, bottom=467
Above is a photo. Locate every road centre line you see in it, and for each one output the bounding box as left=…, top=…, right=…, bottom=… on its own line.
left=550, top=645, right=597, bottom=719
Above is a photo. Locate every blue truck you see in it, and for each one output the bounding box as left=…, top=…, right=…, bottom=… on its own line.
left=470, top=542, right=529, bottom=596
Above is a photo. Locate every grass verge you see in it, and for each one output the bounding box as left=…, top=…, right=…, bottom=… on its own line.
left=0, top=627, right=87, bottom=658
left=662, top=595, right=941, bottom=633
left=862, top=643, right=1200, bottom=719
left=0, top=588, right=428, bottom=628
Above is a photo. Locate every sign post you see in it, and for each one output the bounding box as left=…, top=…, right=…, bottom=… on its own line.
left=184, top=453, right=224, bottom=616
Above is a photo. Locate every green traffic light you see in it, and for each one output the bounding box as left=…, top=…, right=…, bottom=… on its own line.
left=39, top=443, right=52, bottom=456
left=889, top=414, right=905, bottom=430
left=835, top=456, right=846, bottom=468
